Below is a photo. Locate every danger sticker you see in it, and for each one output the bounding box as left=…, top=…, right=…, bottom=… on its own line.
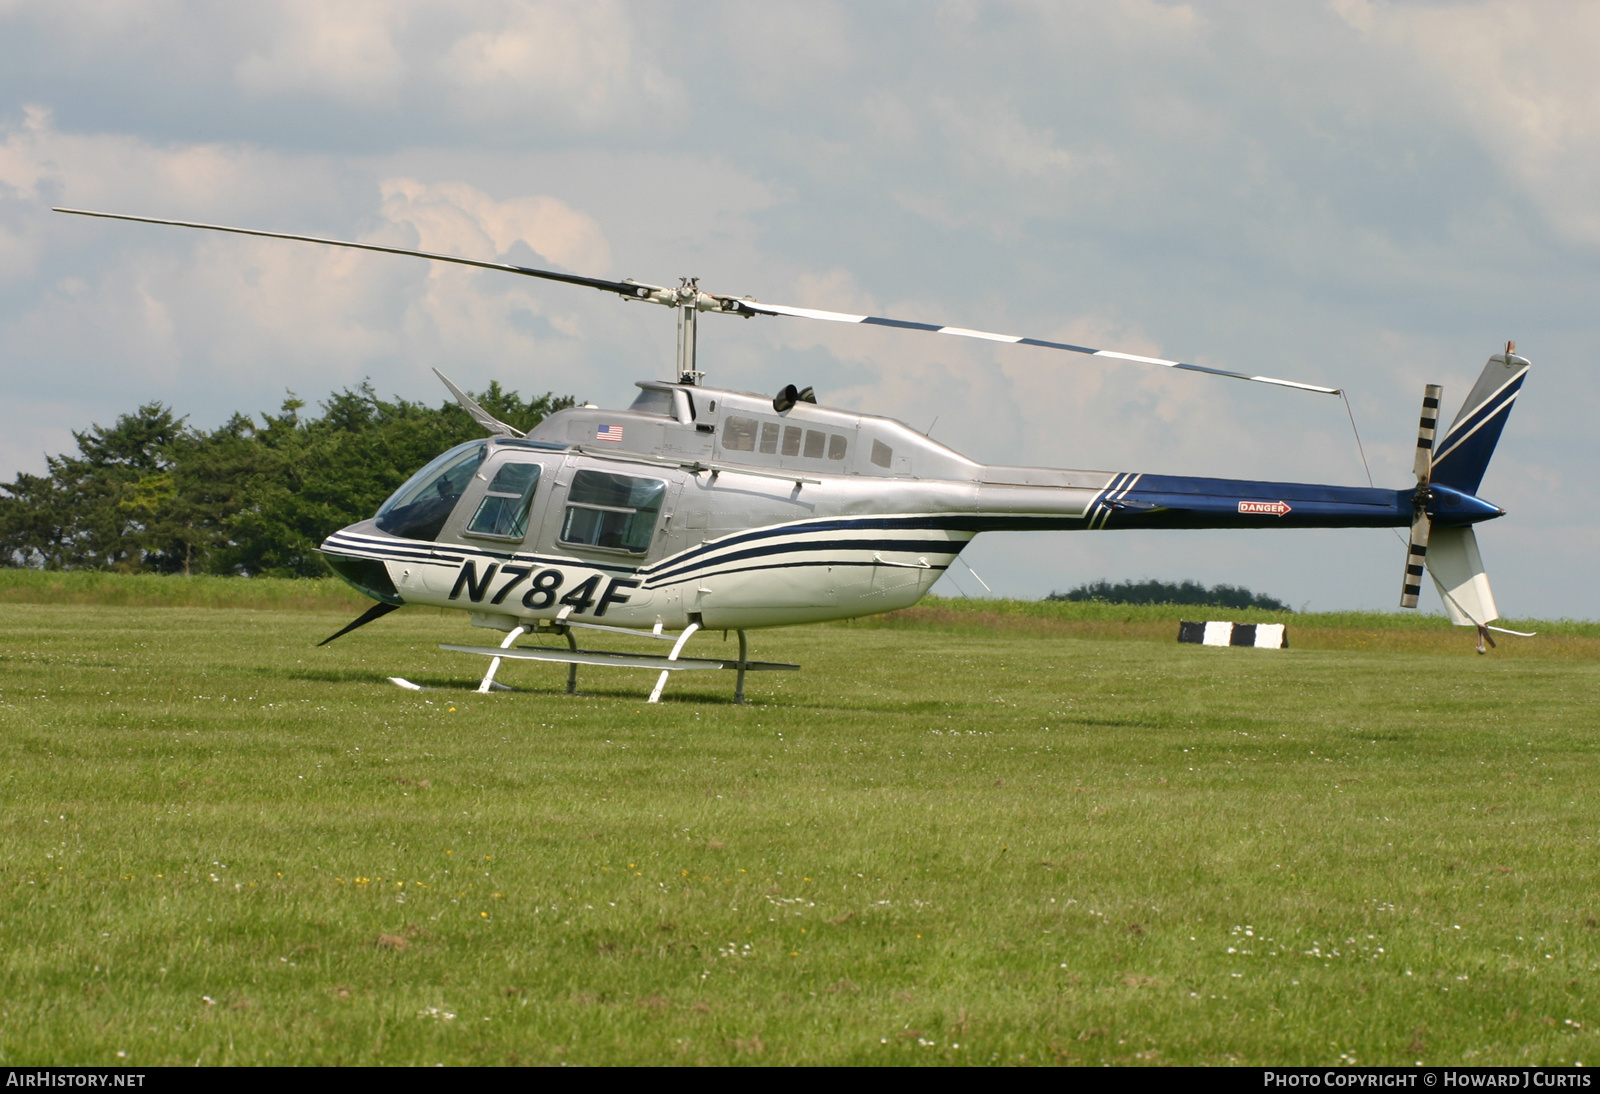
left=1238, top=500, right=1293, bottom=516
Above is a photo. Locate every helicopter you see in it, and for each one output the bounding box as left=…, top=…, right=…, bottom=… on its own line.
left=54, top=206, right=1532, bottom=701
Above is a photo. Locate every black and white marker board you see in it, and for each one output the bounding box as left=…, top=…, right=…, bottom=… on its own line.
left=1177, top=621, right=1288, bottom=649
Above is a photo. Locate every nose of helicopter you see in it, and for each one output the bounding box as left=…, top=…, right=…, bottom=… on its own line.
left=320, top=519, right=406, bottom=605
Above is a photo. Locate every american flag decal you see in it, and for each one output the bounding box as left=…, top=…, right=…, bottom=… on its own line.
left=595, top=424, right=623, bottom=443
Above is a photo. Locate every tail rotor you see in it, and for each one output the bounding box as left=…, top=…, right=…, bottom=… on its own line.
left=1395, top=345, right=1533, bottom=652
left=1399, top=383, right=1443, bottom=609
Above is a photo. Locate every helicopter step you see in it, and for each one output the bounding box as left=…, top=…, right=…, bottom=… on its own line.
left=440, top=626, right=797, bottom=704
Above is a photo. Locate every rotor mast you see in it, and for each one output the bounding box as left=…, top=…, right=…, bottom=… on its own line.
left=675, top=279, right=703, bottom=386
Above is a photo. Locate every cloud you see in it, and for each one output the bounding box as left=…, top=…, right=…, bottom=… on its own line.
left=1334, top=0, right=1600, bottom=243
left=234, top=0, right=408, bottom=106
left=436, top=0, right=685, bottom=132
left=0, top=110, right=635, bottom=458
left=377, top=177, right=611, bottom=273
left=718, top=0, right=856, bottom=104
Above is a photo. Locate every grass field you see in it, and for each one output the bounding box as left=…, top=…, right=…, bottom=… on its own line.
left=2, top=574, right=1599, bottom=1066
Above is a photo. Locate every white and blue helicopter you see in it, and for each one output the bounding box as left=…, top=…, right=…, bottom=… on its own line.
left=56, top=208, right=1531, bottom=701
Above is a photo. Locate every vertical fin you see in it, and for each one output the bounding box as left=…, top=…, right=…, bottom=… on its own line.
left=1430, top=347, right=1529, bottom=495
left=1427, top=525, right=1499, bottom=627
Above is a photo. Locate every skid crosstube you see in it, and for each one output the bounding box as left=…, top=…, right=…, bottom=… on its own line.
left=440, top=643, right=798, bottom=672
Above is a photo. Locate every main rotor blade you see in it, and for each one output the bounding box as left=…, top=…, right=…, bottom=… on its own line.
left=56, top=206, right=1337, bottom=394
left=53, top=207, right=661, bottom=301
left=733, top=299, right=1340, bottom=395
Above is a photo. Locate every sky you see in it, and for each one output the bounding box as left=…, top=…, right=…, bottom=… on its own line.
left=1, top=0, right=1596, bottom=619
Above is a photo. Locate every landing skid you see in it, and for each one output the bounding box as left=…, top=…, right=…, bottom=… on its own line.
left=441, top=624, right=796, bottom=703
left=387, top=677, right=513, bottom=692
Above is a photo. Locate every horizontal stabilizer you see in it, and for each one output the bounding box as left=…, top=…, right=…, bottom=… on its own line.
left=1431, top=351, right=1529, bottom=495
left=1427, top=525, right=1498, bottom=626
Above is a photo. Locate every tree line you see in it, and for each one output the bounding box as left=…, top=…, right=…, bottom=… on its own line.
left=1048, top=579, right=1291, bottom=612
left=0, top=383, right=573, bottom=578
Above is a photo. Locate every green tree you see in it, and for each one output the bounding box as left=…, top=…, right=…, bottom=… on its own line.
left=0, top=403, right=188, bottom=571
left=0, top=383, right=574, bottom=577
left=1047, top=579, right=1291, bottom=612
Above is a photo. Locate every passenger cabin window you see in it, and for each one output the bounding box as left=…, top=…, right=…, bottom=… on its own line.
left=725, top=416, right=849, bottom=463
left=871, top=440, right=893, bottom=469
left=375, top=442, right=485, bottom=542
left=560, top=470, right=666, bottom=554
left=722, top=416, right=759, bottom=451
left=466, top=462, right=541, bottom=539
left=629, top=388, right=674, bottom=416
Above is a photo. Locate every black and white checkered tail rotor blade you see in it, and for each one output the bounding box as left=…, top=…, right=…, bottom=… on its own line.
left=729, top=300, right=1341, bottom=396
left=1400, top=383, right=1444, bottom=609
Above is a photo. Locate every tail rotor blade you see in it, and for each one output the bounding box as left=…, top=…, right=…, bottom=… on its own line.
left=1400, top=511, right=1430, bottom=609
left=1413, top=383, right=1443, bottom=484
left=1400, top=382, right=1443, bottom=609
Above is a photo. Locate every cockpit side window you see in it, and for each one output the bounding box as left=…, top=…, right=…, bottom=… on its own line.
left=559, top=470, right=666, bottom=554
left=375, top=442, right=485, bottom=542
left=465, top=461, right=542, bottom=540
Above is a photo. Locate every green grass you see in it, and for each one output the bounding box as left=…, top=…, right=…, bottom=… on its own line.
left=867, top=597, right=1600, bottom=659
left=1, top=586, right=1599, bottom=1065
left=0, top=569, right=366, bottom=611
